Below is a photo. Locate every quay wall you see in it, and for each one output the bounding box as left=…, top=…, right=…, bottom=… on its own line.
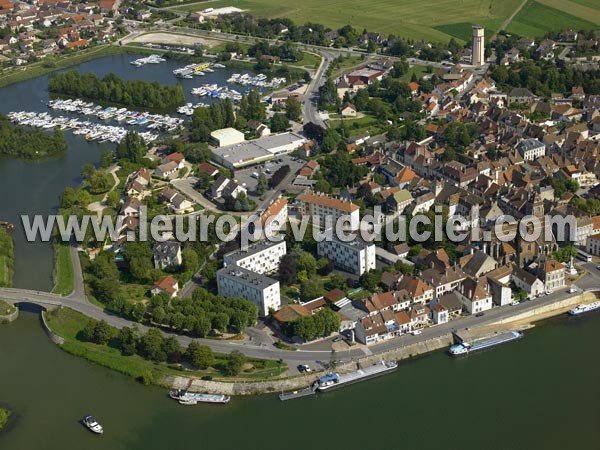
left=41, top=310, right=65, bottom=345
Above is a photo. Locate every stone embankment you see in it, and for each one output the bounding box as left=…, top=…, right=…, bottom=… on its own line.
left=40, top=311, right=65, bottom=344
left=0, top=307, right=18, bottom=323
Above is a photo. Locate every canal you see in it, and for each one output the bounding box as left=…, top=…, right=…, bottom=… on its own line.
left=1, top=54, right=599, bottom=450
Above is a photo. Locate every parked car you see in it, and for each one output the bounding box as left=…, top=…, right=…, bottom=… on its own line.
left=332, top=336, right=342, bottom=343
left=297, top=364, right=311, bottom=373
left=510, top=300, right=520, bottom=306
left=545, top=290, right=554, bottom=295
left=411, top=330, right=422, bottom=336
left=475, top=312, right=485, bottom=317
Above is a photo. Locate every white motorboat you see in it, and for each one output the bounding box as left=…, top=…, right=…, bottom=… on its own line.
left=82, top=415, right=103, bottom=434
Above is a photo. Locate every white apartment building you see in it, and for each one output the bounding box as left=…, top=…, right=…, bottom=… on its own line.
left=317, top=231, right=376, bottom=275
left=223, top=239, right=286, bottom=275
left=217, top=265, right=281, bottom=316
left=297, top=192, right=360, bottom=230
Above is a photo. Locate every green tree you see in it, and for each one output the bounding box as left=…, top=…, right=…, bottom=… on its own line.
left=256, top=173, right=268, bottom=195
left=186, top=341, right=214, bottom=369
left=285, top=96, right=302, bottom=121
left=270, top=113, right=290, bottom=132
left=141, top=328, right=166, bottom=362
left=106, top=190, right=121, bottom=209
left=224, top=350, right=246, bottom=376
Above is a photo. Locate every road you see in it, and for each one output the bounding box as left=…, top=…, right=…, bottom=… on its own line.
left=300, top=50, right=334, bottom=127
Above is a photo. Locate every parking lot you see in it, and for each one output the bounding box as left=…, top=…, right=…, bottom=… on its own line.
left=233, top=154, right=306, bottom=201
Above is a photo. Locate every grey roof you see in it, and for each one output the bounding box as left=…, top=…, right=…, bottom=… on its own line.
left=463, top=250, right=496, bottom=278
left=217, top=265, right=278, bottom=290
left=153, top=241, right=181, bottom=258
left=519, top=138, right=544, bottom=151
left=224, top=238, right=285, bottom=263
left=318, top=229, right=374, bottom=251
left=212, top=132, right=305, bottom=167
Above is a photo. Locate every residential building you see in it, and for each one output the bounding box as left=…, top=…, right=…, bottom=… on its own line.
left=223, top=238, right=286, bottom=275
left=317, top=231, right=376, bottom=275
left=297, top=191, right=360, bottom=230
left=518, top=138, right=546, bottom=161
left=153, top=241, right=182, bottom=270
left=151, top=276, right=179, bottom=298
left=217, top=265, right=281, bottom=316
left=538, top=258, right=565, bottom=291
left=259, top=196, right=288, bottom=237
left=586, top=234, right=600, bottom=256
left=456, top=277, right=493, bottom=314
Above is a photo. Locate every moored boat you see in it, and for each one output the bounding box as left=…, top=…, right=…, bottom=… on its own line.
left=314, top=360, right=398, bottom=392
left=449, top=330, right=524, bottom=356
left=169, top=389, right=231, bottom=404
left=569, top=301, right=600, bottom=316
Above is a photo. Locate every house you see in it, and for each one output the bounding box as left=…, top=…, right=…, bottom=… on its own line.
left=198, top=162, right=219, bottom=178
left=508, top=88, right=535, bottom=105
left=512, top=266, right=545, bottom=297
left=518, top=138, right=545, bottom=161
left=151, top=276, right=179, bottom=298
left=209, top=175, right=246, bottom=200
left=121, top=197, right=142, bottom=217
left=340, top=103, right=357, bottom=117
left=431, top=303, right=449, bottom=324
left=587, top=234, right=600, bottom=256
left=538, top=258, right=565, bottom=291
left=170, top=193, right=194, bottom=214
left=456, top=277, right=493, bottom=314
left=397, top=274, right=434, bottom=304
left=163, top=152, right=185, bottom=169
left=155, top=161, right=180, bottom=178
left=153, top=241, right=182, bottom=270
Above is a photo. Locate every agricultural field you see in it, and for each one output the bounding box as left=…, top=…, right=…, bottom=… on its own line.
left=506, top=1, right=599, bottom=38
left=176, top=0, right=527, bottom=42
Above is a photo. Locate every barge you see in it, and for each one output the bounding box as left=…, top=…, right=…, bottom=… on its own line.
left=449, top=330, right=524, bottom=356
left=314, top=360, right=398, bottom=392
left=169, top=389, right=231, bottom=405
left=569, top=301, right=600, bottom=316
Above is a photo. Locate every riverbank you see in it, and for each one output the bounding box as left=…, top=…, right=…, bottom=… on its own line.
left=0, top=229, right=14, bottom=288
left=0, top=407, right=10, bottom=430
left=0, top=300, right=18, bottom=323
left=44, top=307, right=286, bottom=386
left=0, top=45, right=162, bottom=90
left=51, top=241, right=74, bottom=297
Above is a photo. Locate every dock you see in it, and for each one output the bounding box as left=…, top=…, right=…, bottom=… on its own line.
left=278, top=385, right=316, bottom=401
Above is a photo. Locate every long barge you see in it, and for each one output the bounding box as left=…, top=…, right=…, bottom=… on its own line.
left=449, top=330, right=524, bottom=356
left=314, top=360, right=398, bottom=392
left=569, top=301, right=600, bottom=316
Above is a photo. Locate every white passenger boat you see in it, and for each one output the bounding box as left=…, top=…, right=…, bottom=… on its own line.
left=569, top=301, right=600, bottom=316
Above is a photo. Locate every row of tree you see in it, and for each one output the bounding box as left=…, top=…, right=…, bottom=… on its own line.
left=48, top=71, right=185, bottom=110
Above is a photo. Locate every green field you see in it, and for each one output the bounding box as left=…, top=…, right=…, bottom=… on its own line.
left=506, top=1, right=598, bottom=37
left=0, top=229, right=13, bottom=288
left=571, top=0, right=600, bottom=9
left=51, top=241, right=74, bottom=296
left=177, top=0, right=526, bottom=42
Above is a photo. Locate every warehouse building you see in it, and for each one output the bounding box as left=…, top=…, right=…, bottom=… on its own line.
left=211, top=132, right=306, bottom=169
left=210, top=127, right=246, bottom=147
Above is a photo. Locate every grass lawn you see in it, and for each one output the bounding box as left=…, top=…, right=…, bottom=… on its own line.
left=506, top=1, right=598, bottom=38
left=0, top=300, right=16, bottom=316
left=297, top=51, right=321, bottom=69
left=571, top=0, right=600, bottom=9
left=45, top=307, right=286, bottom=384
left=0, top=256, right=7, bottom=287
left=400, top=65, right=429, bottom=83
left=176, top=0, right=525, bottom=42
left=52, top=241, right=74, bottom=296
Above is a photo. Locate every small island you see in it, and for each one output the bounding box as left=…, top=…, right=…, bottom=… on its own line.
left=0, top=407, right=11, bottom=431
left=0, top=113, right=67, bottom=160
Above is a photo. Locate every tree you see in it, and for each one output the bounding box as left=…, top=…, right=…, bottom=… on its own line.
left=300, top=278, right=324, bottom=301
left=163, top=336, right=183, bottom=363
left=293, top=248, right=317, bottom=275
left=256, top=173, right=267, bottom=195
left=321, top=128, right=341, bottom=153
left=81, top=163, right=95, bottom=181
left=89, top=171, right=113, bottom=194
left=270, top=113, right=290, bottom=132
left=141, top=328, right=166, bottom=362
left=116, top=131, right=147, bottom=163
left=117, top=326, right=139, bottom=356
left=553, top=246, right=578, bottom=263
left=186, top=341, right=214, bottom=369
left=279, top=254, right=297, bottom=285
left=182, top=247, right=199, bottom=273
left=93, top=320, right=113, bottom=345
left=360, top=269, right=381, bottom=290
left=106, top=191, right=121, bottom=209
left=224, top=350, right=246, bottom=376
left=285, top=96, right=302, bottom=121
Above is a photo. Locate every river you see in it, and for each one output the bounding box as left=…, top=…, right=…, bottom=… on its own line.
left=1, top=309, right=599, bottom=449
left=1, top=54, right=600, bottom=450
left=0, top=53, right=246, bottom=290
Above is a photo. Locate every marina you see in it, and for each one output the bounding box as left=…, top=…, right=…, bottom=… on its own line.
left=569, top=301, right=600, bottom=315
left=191, top=84, right=243, bottom=102
left=46, top=99, right=184, bottom=131
left=449, top=330, right=524, bottom=356
left=227, top=72, right=286, bottom=89
left=7, top=111, right=159, bottom=144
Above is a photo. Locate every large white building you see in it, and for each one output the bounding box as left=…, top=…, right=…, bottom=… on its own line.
left=297, top=191, right=360, bottom=230
left=471, top=25, right=485, bottom=66
left=259, top=196, right=288, bottom=238
left=223, top=238, right=286, bottom=275
left=217, top=265, right=281, bottom=316
left=210, top=127, right=245, bottom=147
left=518, top=138, right=546, bottom=161
left=211, top=132, right=306, bottom=169
left=317, top=230, right=376, bottom=275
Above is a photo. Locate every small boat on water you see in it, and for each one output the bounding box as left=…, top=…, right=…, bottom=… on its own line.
left=569, top=301, right=600, bottom=316
left=82, top=415, right=103, bottom=434
left=169, top=389, right=231, bottom=405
